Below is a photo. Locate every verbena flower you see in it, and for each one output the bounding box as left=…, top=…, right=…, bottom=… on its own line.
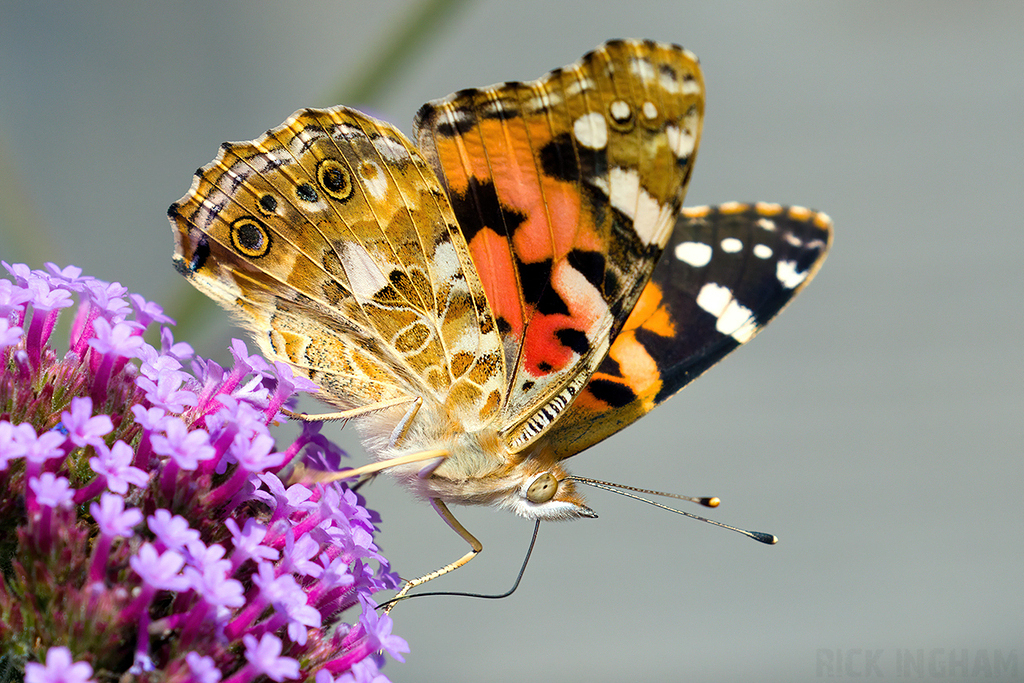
left=0, top=262, right=407, bottom=681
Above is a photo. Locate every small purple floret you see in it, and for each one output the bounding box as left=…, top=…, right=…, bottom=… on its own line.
left=242, top=634, right=300, bottom=682
left=90, top=493, right=143, bottom=538
left=1, top=263, right=405, bottom=680
left=24, top=646, right=96, bottom=683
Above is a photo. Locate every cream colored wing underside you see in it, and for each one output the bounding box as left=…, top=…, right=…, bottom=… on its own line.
left=170, top=107, right=505, bottom=431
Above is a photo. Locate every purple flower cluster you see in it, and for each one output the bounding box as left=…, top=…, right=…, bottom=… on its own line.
left=0, top=263, right=407, bottom=681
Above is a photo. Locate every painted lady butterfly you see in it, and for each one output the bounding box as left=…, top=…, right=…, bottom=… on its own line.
left=169, top=39, right=831, bottom=604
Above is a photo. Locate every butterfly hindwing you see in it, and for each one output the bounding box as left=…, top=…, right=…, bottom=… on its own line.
left=545, top=203, right=833, bottom=459
left=170, top=107, right=506, bottom=429
left=414, top=39, right=705, bottom=452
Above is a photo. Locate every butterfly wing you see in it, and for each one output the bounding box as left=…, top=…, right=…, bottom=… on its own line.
left=414, top=39, right=704, bottom=452
left=544, top=202, right=833, bottom=459
left=169, top=107, right=505, bottom=430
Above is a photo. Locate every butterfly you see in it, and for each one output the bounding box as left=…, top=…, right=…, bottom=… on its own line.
left=169, top=39, right=831, bottom=604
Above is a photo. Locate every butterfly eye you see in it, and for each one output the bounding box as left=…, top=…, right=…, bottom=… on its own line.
left=229, top=217, right=271, bottom=258
left=316, top=158, right=353, bottom=201
left=526, top=472, right=558, bottom=504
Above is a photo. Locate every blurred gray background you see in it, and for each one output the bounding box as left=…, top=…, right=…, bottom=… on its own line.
left=2, top=1, right=1021, bottom=681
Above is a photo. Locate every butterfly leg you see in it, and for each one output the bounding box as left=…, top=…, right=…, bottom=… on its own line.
left=384, top=498, right=481, bottom=614
left=288, top=397, right=444, bottom=485
left=292, top=447, right=448, bottom=485
left=282, top=395, right=417, bottom=422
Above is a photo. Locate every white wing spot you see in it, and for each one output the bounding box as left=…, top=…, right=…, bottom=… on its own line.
left=573, top=112, right=608, bottom=150
left=642, top=101, right=658, bottom=120
left=609, top=100, right=631, bottom=122
left=297, top=128, right=321, bottom=146
left=722, top=307, right=758, bottom=343
left=682, top=107, right=701, bottom=139
left=432, top=240, right=461, bottom=281
left=776, top=260, right=808, bottom=289
left=358, top=161, right=388, bottom=201
left=341, top=242, right=390, bottom=301
left=372, top=135, right=408, bottom=163
left=606, top=167, right=639, bottom=217
left=480, top=99, right=505, bottom=119
left=721, top=237, right=743, bottom=253
left=526, top=92, right=553, bottom=110
left=659, top=72, right=681, bottom=94
left=756, top=217, right=777, bottom=232
left=675, top=241, right=712, bottom=267
left=440, top=105, right=472, bottom=130
left=753, top=244, right=773, bottom=259
left=696, top=282, right=731, bottom=318
left=249, top=152, right=284, bottom=174
left=607, top=167, right=673, bottom=246
left=565, top=77, right=595, bottom=96
left=696, top=283, right=757, bottom=343
left=665, top=125, right=695, bottom=159
left=681, top=78, right=701, bottom=96
left=630, top=58, right=656, bottom=82
left=331, top=123, right=364, bottom=141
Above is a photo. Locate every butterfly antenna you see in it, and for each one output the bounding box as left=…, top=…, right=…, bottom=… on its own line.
left=376, top=520, right=542, bottom=611
left=569, top=476, right=777, bottom=545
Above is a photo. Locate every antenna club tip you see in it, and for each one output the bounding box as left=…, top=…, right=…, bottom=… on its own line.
left=700, top=496, right=720, bottom=508
left=753, top=532, right=779, bottom=545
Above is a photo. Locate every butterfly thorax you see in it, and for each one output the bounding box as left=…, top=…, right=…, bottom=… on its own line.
left=354, top=404, right=592, bottom=521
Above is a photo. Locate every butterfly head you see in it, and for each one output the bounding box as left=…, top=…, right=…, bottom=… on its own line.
left=502, top=460, right=596, bottom=521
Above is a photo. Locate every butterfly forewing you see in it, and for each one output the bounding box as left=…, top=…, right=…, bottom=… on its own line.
left=170, top=107, right=506, bottom=427
left=414, top=40, right=705, bottom=452
left=545, top=203, right=833, bottom=459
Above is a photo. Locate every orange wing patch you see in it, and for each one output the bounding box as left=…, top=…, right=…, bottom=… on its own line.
left=415, top=40, right=705, bottom=451
left=567, top=280, right=671, bottom=416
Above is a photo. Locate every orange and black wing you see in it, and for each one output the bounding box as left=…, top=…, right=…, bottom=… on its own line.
left=545, top=202, right=833, bottom=459
left=414, top=39, right=704, bottom=451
